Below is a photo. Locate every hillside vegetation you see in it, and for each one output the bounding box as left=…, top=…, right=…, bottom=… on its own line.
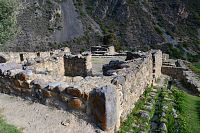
left=0, top=0, right=18, bottom=45
left=0, top=0, right=199, bottom=62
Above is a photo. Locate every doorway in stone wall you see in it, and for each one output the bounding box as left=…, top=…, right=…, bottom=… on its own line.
left=20, top=54, right=24, bottom=62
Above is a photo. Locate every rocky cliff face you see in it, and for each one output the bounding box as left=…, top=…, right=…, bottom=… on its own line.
left=1, top=0, right=200, bottom=61
left=85, top=0, right=200, bottom=60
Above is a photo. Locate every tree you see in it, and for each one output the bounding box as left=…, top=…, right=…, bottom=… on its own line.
left=103, top=33, right=122, bottom=51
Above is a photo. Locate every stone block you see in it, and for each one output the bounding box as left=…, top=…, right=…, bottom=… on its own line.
left=21, top=81, right=30, bottom=89
left=82, top=92, right=89, bottom=101
left=13, top=79, right=22, bottom=88
left=42, top=89, right=57, bottom=98
left=68, top=98, right=83, bottom=109
left=89, top=86, right=118, bottom=131
left=111, top=76, right=126, bottom=86
left=30, top=79, right=46, bottom=89
left=65, top=87, right=82, bottom=98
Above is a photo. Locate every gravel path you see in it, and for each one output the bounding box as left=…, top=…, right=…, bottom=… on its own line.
left=0, top=94, right=102, bottom=133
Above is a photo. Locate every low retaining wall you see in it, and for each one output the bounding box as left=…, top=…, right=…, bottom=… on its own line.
left=162, top=60, right=200, bottom=94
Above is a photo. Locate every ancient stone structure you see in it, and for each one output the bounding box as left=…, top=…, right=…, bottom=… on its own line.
left=162, top=58, right=200, bottom=94
left=64, top=54, right=92, bottom=77
left=91, top=45, right=116, bottom=55
left=1, top=48, right=197, bottom=132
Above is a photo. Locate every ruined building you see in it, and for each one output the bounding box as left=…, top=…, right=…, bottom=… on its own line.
left=0, top=47, right=199, bottom=132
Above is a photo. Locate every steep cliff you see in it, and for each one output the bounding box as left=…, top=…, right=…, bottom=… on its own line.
left=84, top=0, right=200, bottom=61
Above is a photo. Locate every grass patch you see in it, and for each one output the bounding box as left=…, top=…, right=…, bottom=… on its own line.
left=119, top=86, right=158, bottom=133
left=0, top=115, right=22, bottom=133
left=193, top=65, right=200, bottom=70
left=189, top=65, right=200, bottom=76
left=172, top=86, right=200, bottom=133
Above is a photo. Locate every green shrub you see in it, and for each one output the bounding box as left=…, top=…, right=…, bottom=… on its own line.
left=154, top=26, right=163, bottom=35
left=103, top=33, right=122, bottom=51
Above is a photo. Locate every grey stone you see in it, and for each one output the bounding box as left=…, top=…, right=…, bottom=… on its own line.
left=139, top=111, right=150, bottom=120
left=89, top=85, right=118, bottom=130
left=160, top=123, right=167, bottom=131
left=161, top=112, right=166, bottom=117
left=151, top=122, right=158, bottom=130
left=104, top=69, right=117, bottom=76
left=144, top=105, right=152, bottom=112
left=111, top=76, right=126, bottom=86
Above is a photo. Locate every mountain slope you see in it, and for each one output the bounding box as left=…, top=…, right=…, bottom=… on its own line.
left=0, top=0, right=199, bottom=61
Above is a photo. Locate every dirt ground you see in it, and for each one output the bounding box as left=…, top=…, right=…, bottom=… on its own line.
left=0, top=94, right=104, bottom=133
left=92, top=56, right=126, bottom=76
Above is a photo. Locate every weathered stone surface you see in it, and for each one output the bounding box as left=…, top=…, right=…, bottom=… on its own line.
left=139, top=111, right=150, bottom=120
left=89, top=86, right=118, bottom=131
left=14, top=70, right=33, bottom=81
left=21, top=89, right=32, bottom=96
left=52, top=86, right=65, bottom=94
left=103, top=69, right=117, bottom=76
left=102, top=60, right=129, bottom=76
left=21, top=81, right=30, bottom=89
left=160, top=123, right=167, bottom=131
left=30, top=79, right=46, bottom=89
left=42, top=89, right=57, bottom=98
left=82, top=92, right=89, bottom=101
left=0, top=50, right=165, bottom=132
left=111, top=76, right=126, bottom=86
left=66, top=87, right=82, bottom=98
left=0, top=63, right=22, bottom=75
left=47, top=82, right=63, bottom=91
left=64, top=54, right=92, bottom=77
left=13, top=79, right=22, bottom=88
left=68, top=98, right=83, bottom=109
left=126, top=52, right=146, bottom=61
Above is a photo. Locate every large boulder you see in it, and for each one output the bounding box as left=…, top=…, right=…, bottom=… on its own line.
left=89, top=86, right=118, bottom=131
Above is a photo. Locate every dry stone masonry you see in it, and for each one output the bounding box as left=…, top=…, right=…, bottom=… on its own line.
left=0, top=48, right=198, bottom=132
left=162, top=57, right=200, bottom=94
left=64, top=54, right=92, bottom=77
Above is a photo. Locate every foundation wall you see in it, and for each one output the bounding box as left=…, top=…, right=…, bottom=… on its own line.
left=0, top=50, right=163, bottom=132
left=162, top=60, right=200, bottom=94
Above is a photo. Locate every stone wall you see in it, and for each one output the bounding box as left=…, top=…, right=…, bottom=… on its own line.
left=0, top=50, right=163, bottom=132
left=0, top=47, right=70, bottom=63
left=92, top=50, right=163, bottom=131
left=27, top=56, right=65, bottom=76
left=116, top=52, right=154, bottom=121
left=64, top=54, right=92, bottom=77
left=162, top=59, right=200, bottom=94
left=91, top=45, right=116, bottom=55
left=152, top=50, right=162, bottom=81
